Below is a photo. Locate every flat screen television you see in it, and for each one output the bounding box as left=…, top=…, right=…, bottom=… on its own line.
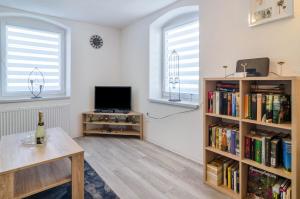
left=94, top=86, right=131, bottom=113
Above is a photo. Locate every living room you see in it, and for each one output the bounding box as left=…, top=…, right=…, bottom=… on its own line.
left=0, top=0, right=299, bottom=199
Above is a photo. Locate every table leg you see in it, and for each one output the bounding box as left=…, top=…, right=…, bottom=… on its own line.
left=0, top=173, right=14, bottom=199
left=71, top=152, right=84, bottom=199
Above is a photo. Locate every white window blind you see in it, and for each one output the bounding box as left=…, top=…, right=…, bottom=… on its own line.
left=5, top=25, right=62, bottom=93
left=164, top=20, right=199, bottom=96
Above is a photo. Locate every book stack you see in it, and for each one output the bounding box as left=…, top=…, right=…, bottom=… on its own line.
left=208, top=82, right=240, bottom=117
left=209, top=124, right=239, bottom=156
left=247, top=166, right=291, bottom=199
left=207, top=156, right=239, bottom=193
left=244, top=130, right=291, bottom=171
left=244, top=93, right=291, bottom=124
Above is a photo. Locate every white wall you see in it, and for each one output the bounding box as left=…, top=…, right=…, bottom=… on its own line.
left=121, top=0, right=202, bottom=163
left=0, top=6, right=121, bottom=138
left=121, top=0, right=300, bottom=164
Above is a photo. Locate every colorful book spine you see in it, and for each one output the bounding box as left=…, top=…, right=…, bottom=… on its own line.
left=273, top=95, right=281, bottom=124
left=232, top=93, right=236, bottom=117
left=245, top=136, right=251, bottom=159
left=266, top=95, right=273, bottom=123
left=227, top=93, right=232, bottom=116
left=222, top=92, right=228, bottom=115
left=213, top=91, right=216, bottom=113
left=221, top=128, right=227, bottom=151
left=255, top=138, right=262, bottom=164
left=282, top=138, right=291, bottom=172
left=215, top=91, right=220, bottom=115
left=257, top=93, right=262, bottom=122
left=235, top=93, right=240, bottom=117
left=208, top=91, right=214, bottom=113
left=244, top=94, right=249, bottom=119
left=261, top=136, right=266, bottom=165
left=271, top=139, right=280, bottom=168
left=230, top=130, right=236, bottom=155
left=251, top=94, right=257, bottom=120
left=261, top=94, right=267, bottom=122
left=226, top=129, right=231, bottom=153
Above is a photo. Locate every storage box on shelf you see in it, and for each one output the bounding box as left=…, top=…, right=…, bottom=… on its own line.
left=203, top=77, right=300, bottom=199
left=82, top=111, right=143, bottom=139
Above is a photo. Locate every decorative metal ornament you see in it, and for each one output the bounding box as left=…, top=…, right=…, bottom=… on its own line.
left=90, top=35, right=103, bottom=49
left=168, top=50, right=181, bottom=102
left=28, top=67, right=45, bottom=98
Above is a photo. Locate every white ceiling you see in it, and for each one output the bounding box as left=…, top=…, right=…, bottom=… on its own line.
left=0, top=0, right=178, bottom=28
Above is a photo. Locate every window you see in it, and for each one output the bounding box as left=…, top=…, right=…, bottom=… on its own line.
left=5, top=25, right=62, bottom=94
left=163, top=20, right=199, bottom=101
left=0, top=15, right=69, bottom=101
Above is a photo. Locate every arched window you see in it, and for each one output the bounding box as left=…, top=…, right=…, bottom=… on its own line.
left=149, top=6, right=199, bottom=107
left=163, top=15, right=199, bottom=101
left=0, top=13, right=70, bottom=100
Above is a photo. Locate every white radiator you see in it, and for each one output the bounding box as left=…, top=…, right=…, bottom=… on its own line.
left=0, top=104, right=70, bottom=137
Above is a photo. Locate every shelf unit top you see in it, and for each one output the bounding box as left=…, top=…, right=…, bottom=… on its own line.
left=203, top=76, right=299, bottom=81
left=83, top=111, right=142, bottom=116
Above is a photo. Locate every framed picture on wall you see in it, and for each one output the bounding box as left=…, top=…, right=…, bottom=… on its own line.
left=249, top=0, right=294, bottom=26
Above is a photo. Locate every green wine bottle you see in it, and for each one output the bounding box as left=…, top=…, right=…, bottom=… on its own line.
left=35, top=112, right=45, bottom=144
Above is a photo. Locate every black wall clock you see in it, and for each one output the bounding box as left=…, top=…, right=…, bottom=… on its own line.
left=90, top=35, right=103, bottom=49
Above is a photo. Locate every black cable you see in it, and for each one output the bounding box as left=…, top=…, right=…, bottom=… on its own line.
left=146, top=105, right=201, bottom=120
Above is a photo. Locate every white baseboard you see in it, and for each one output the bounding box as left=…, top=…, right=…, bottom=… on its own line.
left=145, top=137, right=202, bottom=164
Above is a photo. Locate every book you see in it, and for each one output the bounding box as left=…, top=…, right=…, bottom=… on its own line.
left=273, top=95, right=281, bottom=124
left=221, top=128, right=227, bottom=151
left=266, top=95, right=273, bottom=123
left=215, top=91, right=220, bottom=115
left=262, top=136, right=265, bottom=165
left=232, top=93, right=236, bottom=117
left=207, top=159, right=223, bottom=186
left=226, top=129, right=231, bottom=153
left=244, top=94, right=249, bottom=119
left=282, top=138, right=291, bottom=172
left=235, top=130, right=240, bottom=156
left=261, top=94, right=267, bottom=122
left=271, top=138, right=280, bottom=168
left=257, top=93, right=262, bottom=122
left=213, top=91, right=217, bottom=113
left=247, top=166, right=277, bottom=199
left=230, top=130, right=236, bottom=155
left=222, top=92, right=228, bottom=115
left=254, top=136, right=262, bottom=164
left=235, top=92, right=240, bottom=117
left=245, top=136, right=251, bottom=159
left=227, top=93, right=232, bottom=116
left=208, top=91, right=214, bottom=113
left=218, top=127, right=222, bottom=150
left=223, top=160, right=234, bottom=186
left=251, top=94, right=257, bottom=120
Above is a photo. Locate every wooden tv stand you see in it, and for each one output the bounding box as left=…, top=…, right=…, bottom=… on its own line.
left=82, top=111, right=143, bottom=139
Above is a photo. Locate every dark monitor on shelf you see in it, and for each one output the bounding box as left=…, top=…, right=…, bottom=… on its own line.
left=94, top=86, right=131, bottom=113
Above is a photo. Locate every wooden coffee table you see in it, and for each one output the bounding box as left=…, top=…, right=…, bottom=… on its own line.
left=0, top=128, right=84, bottom=199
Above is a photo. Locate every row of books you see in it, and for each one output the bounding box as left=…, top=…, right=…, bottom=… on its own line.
left=245, top=130, right=291, bottom=171
left=206, top=156, right=239, bottom=193
left=247, top=166, right=291, bottom=199
left=208, top=124, right=240, bottom=156
left=244, top=93, right=291, bottom=124
left=208, top=91, right=240, bottom=117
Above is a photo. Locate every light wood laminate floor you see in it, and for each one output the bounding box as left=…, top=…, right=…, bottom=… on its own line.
left=75, top=136, right=229, bottom=199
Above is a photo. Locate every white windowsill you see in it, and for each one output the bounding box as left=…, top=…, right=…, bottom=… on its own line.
left=149, top=98, right=199, bottom=109
left=0, top=96, right=70, bottom=104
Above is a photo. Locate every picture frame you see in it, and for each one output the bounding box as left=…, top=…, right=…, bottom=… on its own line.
left=249, top=0, right=294, bottom=26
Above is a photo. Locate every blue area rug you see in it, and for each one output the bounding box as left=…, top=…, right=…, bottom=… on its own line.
left=26, top=161, right=119, bottom=199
